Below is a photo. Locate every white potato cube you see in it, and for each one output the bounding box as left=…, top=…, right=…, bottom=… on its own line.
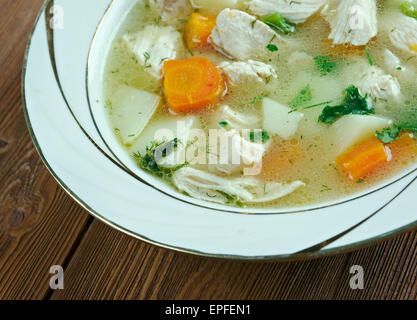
left=331, top=115, right=393, bottom=155
left=111, top=86, right=160, bottom=145
left=263, top=98, right=304, bottom=140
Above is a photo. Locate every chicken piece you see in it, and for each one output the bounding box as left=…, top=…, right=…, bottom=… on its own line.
left=321, top=0, right=377, bottom=46
left=356, top=66, right=401, bottom=101
left=123, top=25, right=184, bottom=79
left=173, top=167, right=304, bottom=205
left=149, top=0, right=193, bottom=23
left=209, top=9, right=279, bottom=60
left=207, top=129, right=268, bottom=175
left=247, top=0, right=327, bottom=24
left=218, top=60, right=277, bottom=85
left=215, top=105, right=261, bottom=130
left=388, top=15, right=417, bottom=55
left=383, top=49, right=407, bottom=74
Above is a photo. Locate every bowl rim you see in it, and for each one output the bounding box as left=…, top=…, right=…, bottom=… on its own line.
left=21, top=0, right=417, bottom=261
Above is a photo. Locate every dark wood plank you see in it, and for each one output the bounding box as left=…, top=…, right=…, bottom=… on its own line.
left=334, top=231, right=417, bottom=299
left=52, top=219, right=417, bottom=300
left=0, top=0, right=92, bottom=300
left=51, top=219, right=349, bottom=300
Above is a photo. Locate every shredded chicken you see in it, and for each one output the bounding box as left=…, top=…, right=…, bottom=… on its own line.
left=247, top=0, right=327, bottom=24
left=173, top=167, right=305, bottom=205
left=383, top=49, right=407, bottom=75
left=321, top=0, right=377, bottom=46
left=123, top=25, right=184, bottom=79
left=388, top=15, right=417, bottom=55
left=207, top=129, right=268, bottom=175
left=215, top=105, right=261, bottom=130
left=356, top=66, right=401, bottom=101
left=209, top=9, right=279, bottom=60
left=218, top=60, right=277, bottom=85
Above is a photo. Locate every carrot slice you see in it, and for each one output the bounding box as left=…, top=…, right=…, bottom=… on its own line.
left=184, top=13, right=217, bottom=50
left=163, top=57, right=225, bottom=113
left=389, top=133, right=417, bottom=158
left=336, top=136, right=390, bottom=181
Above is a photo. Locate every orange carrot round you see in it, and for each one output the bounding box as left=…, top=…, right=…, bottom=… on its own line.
left=184, top=13, right=217, bottom=50
left=163, top=57, right=225, bottom=113
left=336, top=136, right=390, bottom=181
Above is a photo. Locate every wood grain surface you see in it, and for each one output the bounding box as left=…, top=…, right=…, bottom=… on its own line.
left=0, top=0, right=416, bottom=300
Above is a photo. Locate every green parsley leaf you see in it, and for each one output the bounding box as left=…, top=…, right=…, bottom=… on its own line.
left=376, top=124, right=417, bottom=143
left=266, top=44, right=278, bottom=52
left=262, top=13, right=296, bottom=34
left=314, top=55, right=337, bottom=75
left=318, top=85, right=374, bottom=124
left=376, top=125, right=401, bottom=143
left=289, top=84, right=312, bottom=109
left=218, top=121, right=228, bottom=128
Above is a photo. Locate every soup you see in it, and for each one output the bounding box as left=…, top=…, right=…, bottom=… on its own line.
left=102, top=0, right=417, bottom=208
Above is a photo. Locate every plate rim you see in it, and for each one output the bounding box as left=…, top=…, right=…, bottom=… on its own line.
left=21, top=0, right=417, bottom=261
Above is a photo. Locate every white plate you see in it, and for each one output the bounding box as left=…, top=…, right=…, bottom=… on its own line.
left=23, top=0, right=417, bottom=260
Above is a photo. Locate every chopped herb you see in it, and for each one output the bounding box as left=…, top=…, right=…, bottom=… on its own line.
left=183, top=35, right=194, bottom=56
left=249, top=131, right=270, bottom=143
left=251, top=19, right=257, bottom=28
left=320, top=185, right=332, bottom=192
left=304, top=100, right=333, bottom=109
left=250, top=93, right=268, bottom=104
left=131, top=56, right=139, bottom=64
left=397, top=66, right=403, bottom=70
left=216, top=190, right=245, bottom=207
left=376, top=124, right=401, bottom=143
left=314, top=55, right=337, bottom=75
left=266, top=44, right=278, bottom=52
left=262, top=13, right=296, bottom=34
left=133, top=139, right=185, bottom=179
left=318, top=85, right=374, bottom=124
left=400, top=1, right=417, bottom=19
left=218, top=121, right=228, bottom=128
left=265, top=75, right=272, bottom=84
left=289, top=84, right=312, bottom=109
left=376, top=124, right=417, bottom=143
left=357, top=178, right=364, bottom=183
left=143, top=52, right=151, bottom=68
left=365, top=47, right=374, bottom=65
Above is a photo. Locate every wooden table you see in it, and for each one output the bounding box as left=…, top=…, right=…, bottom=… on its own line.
left=1, top=0, right=417, bottom=300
